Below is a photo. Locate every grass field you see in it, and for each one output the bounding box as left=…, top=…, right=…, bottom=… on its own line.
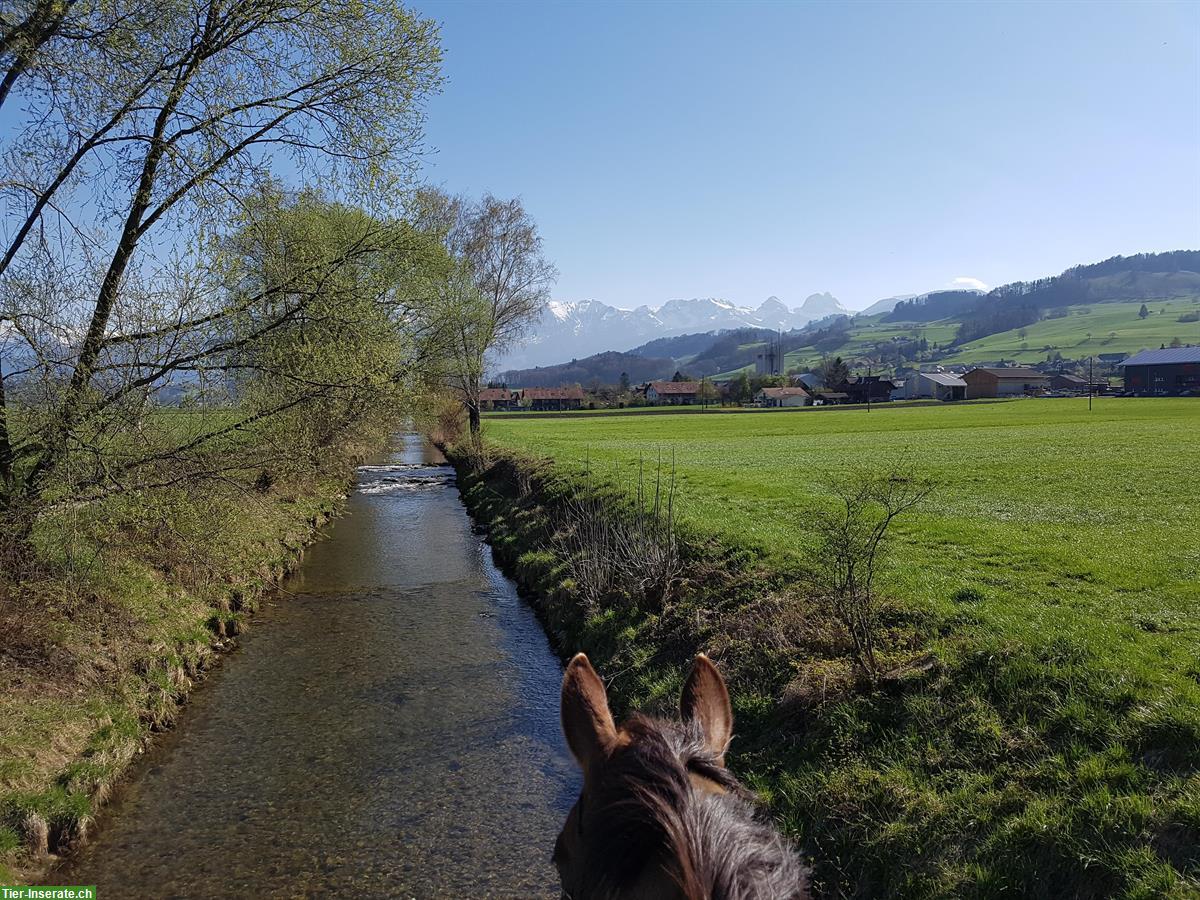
left=486, top=398, right=1199, bottom=684
left=483, top=398, right=1200, bottom=896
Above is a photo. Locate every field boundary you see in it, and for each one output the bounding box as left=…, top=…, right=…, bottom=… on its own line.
left=484, top=397, right=1014, bottom=420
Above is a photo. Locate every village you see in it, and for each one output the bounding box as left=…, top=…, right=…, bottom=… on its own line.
left=478, top=346, right=1200, bottom=412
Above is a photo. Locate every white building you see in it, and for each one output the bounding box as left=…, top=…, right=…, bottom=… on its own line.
left=755, top=387, right=812, bottom=407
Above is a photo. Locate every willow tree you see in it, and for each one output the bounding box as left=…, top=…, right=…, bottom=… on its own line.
left=216, top=187, right=454, bottom=483
left=0, top=0, right=443, bottom=551
left=418, top=189, right=557, bottom=440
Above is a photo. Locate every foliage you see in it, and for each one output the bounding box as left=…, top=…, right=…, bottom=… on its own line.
left=417, top=189, right=556, bottom=439
left=818, top=355, right=850, bottom=387
left=728, top=371, right=752, bottom=405
left=0, top=0, right=445, bottom=555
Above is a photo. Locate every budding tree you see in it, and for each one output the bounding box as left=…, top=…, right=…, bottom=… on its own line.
left=418, top=190, right=556, bottom=440
left=0, top=0, right=444, bottom=551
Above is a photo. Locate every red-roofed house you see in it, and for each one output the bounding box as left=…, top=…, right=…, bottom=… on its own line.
left=519, top=386, right=586, bottom=411
left=478, top=388, right=519, bottom=411
left=645, top=381, right=700, bottom=405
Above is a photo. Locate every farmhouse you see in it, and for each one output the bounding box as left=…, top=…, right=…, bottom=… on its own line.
left=646, top=381, right=700, bottom=405
left=902, top=372, right=967, bottom=401
left=756, top=386, right=811, bottom=407
left=963, top=367, right=1050, bottom=399
left=478, top=388, right=518, bottom=411
left=1120, top=347, right=1200, bottom=396
left=835, top=376, right=895, bottom=404
left=519, top=386, right=586, bottom=411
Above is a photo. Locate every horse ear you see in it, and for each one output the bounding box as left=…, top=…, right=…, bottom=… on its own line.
left=681, top=654, right=733, bottom=765
left=561, top=653, right=617, bottom=774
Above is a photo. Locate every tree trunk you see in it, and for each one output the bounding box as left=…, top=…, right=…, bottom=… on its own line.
left=0, top=0, right=72, bottom=111
left=467, top=399, right=481, bottom=438
left=0, top=357, right=11, bottom=489
left=21, top=51, right=200, bottom=498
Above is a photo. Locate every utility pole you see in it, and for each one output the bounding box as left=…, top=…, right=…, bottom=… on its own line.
left=1089, top=356, right=1094, bottom=412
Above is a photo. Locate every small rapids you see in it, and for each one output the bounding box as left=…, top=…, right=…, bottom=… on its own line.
left=355, top=462, right=457, bottom=495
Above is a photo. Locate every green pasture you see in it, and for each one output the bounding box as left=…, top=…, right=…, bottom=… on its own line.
left=942, top=299, right=1200, bottom=364
left=487, top=397, right=1200, bottom=695
left=484, top=397, right=1200, bottom=895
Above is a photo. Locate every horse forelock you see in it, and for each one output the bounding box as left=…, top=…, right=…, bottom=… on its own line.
left=577, top=714, right=809, bottom=900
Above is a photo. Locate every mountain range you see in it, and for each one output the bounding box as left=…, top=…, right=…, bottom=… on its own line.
left=501, top=292, right=847, bottom=369
left=496, top=251, right=1200, bottom=384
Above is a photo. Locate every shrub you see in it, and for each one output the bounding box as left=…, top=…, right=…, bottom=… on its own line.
left=811, top=470, right=935, bottom=678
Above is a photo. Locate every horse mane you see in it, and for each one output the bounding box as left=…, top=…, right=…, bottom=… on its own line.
left=579, top=714, right=809, bottom=900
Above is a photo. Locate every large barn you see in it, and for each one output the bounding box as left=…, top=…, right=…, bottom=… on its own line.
left=963, top=367, right=1050, bottom=399
left=1120, top=347, right=1200, bottom=396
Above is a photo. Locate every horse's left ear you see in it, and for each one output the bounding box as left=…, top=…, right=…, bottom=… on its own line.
left=680, top=654, right=733, bottom=765
left=561, top=653, right=618, bottom=776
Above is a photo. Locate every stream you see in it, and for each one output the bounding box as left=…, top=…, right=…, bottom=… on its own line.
left=62, top=434, right=577, bottom=898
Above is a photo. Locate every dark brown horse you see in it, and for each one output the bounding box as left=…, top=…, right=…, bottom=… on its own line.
left=555, top=653, right=809, bottom=900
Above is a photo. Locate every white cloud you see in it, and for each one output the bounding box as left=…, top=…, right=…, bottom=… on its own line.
left=950, top=276, right=989, bottom=291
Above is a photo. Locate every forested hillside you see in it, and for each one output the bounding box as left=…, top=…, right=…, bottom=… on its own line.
left=498, top=350, right=677, bottom=388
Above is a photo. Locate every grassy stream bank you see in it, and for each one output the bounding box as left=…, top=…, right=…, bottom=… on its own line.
left=452, top=444, right=1199, bottom=899
left=0, top=464, right=361, bottom=883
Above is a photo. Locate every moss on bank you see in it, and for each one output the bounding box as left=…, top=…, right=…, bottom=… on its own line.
left=452, top=446, right=1200, bottom=899
left=0, top=464, right=358, bottom=882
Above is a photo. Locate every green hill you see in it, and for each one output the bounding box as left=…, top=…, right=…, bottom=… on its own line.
left=943, top=298, right=1200, bottom=365
left=770, top=298, right=1200, bottom=374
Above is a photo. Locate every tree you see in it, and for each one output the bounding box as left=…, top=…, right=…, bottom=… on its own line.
left=729, top=371, right=752, bottom=405
left=0, top=0, right=444, bottom=551
left=420, top=190, right=557, bottom=440
left=619, top=371, right=631, bottom=393
left=819, top=355, right=850, bottom=388
left=1169, top=336, right=1183, bottom=348
left=1139, top=303, right=1150, bottom=319
left=697, top=379, right=720, bottom=407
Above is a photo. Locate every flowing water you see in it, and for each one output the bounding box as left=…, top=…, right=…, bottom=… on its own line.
left=62, top=435, right=578, bottom=898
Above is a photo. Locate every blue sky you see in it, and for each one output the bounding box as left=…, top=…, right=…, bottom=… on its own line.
left=411, top=0, right=1200, bottom=310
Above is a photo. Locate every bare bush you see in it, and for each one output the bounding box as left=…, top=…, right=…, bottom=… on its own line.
left=553, top=455, right=683, bottom=610
left=812, top=469, right=934, bottom=679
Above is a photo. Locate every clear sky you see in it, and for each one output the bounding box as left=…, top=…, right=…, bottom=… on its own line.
left=410, top=0, right=1200, bottom=311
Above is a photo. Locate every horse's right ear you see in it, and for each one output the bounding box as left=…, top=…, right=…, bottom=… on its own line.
left=561, top=653, right=617, bottom=774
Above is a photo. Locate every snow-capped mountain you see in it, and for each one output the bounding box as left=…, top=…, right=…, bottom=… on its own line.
left=500, top=294, right=847, bottom=369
